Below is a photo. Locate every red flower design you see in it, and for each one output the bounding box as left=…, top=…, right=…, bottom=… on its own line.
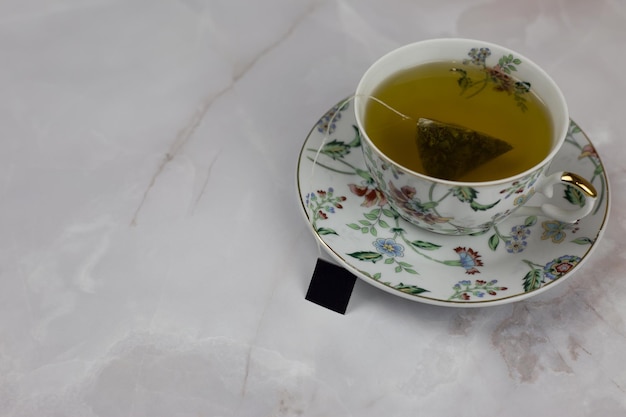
left=387, top=181, right=451, bottom=225
left=579, top=144, right=598, bottom=159
left=454, top=246, right=484, bottom=275
left=348, top=184, right=387, bottom=207
left=487, top=65, right=515, bottom=93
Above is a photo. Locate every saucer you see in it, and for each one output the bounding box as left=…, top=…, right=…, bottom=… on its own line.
left=296, top=99, right=610, bottom=306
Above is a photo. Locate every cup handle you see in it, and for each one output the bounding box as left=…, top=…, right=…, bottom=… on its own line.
left=515, top=172, right=598, bottom=223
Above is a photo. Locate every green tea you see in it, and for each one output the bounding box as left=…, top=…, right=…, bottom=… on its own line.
left=363, top=61, right=553, bottom=182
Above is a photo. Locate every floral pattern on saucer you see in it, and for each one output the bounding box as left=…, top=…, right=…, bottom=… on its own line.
left=297, top=100, right=609, bottom=306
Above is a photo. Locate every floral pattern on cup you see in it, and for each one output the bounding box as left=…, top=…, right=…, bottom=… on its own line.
left=361, top=136, right=549, bottom=235
left=453, top=47, right=532, bottom=111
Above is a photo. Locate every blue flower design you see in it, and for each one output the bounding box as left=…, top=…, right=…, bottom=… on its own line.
left=541, top=220, right=567, bottom=243
left=454, top=247, right=483, bottom=274
left=506, top=239, right=527, bottom=254
left=511, top=225, right=531, bottom=240
left=513, top=194, right=527, bottom=206
left=373, top=238, right=404, bottom=257
left=464, top=47, right=491, bottom=66
left=544, top=255, right=581, bottom=280
left=316, top=106, right=343, bottom=134
left=505, top=225, right=531, bottom=253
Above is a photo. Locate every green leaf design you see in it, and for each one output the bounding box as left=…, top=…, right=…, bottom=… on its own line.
left=564, top=185, right=586, bottom=207
left=421, top=201, right=439, bottom=210
left=488, top=234, right=500, bottom=251
left=347, top=223, right=361, bottom=230
left=572, top=237, right=594, bottom=245
left=384, top=258, right=394, bottom=264
left=378, top=219, right=390, bottom=228
left=395, top=283, right=428, bottom=294
left=468, top=228, right=491, bottom=237
left=524, top=215, right=538, bottom=227
left=410, top=240, right=442, bottom=250
left=594, top=165, right=603, bottom=175
left=320, top=139, right=351, bottom=159
left=316, top=227, right=338, bottom=236
left=382, top=208, right=397, bottom=218
left=470, top=199, right=500, bottom=212
left=348, top=125, right=362, bottom=148
left=347, top=251, right=383, bottom=263
left=364, top=209, right=381, bottom=220
left=523, top=269, right=543, bottom=292
left=457, top=72, right=472, bottom=90
left=451, top=186, right=478, bottom=203
left=499, top=55, right=518, bottom=72
left=356, top=168, right=373, bottom=181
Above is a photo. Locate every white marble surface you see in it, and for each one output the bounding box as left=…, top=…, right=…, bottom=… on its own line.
left=1, top=0, right=625, bottom=415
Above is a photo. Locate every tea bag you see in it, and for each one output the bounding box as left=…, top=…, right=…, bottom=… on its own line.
left=416, top=118, right=513, bottom=180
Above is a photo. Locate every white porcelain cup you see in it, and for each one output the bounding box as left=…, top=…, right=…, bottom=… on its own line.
left=354, top=38, right=597, bottom=235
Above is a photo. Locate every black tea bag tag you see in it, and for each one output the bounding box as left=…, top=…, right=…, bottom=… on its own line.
left=305, top=258, right=357, bottom=315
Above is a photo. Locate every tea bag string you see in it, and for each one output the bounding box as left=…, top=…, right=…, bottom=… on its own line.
left=307, top=94, right=413, bottom=258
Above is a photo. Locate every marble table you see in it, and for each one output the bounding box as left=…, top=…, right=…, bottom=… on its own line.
left=1, top=0, right=625, bottom=415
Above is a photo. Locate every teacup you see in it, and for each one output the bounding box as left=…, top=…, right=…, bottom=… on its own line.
left=354, top=38, right=597, bottom=235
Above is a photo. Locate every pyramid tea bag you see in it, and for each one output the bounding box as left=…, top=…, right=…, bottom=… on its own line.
left=416, top=118, right=513, bottom=181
